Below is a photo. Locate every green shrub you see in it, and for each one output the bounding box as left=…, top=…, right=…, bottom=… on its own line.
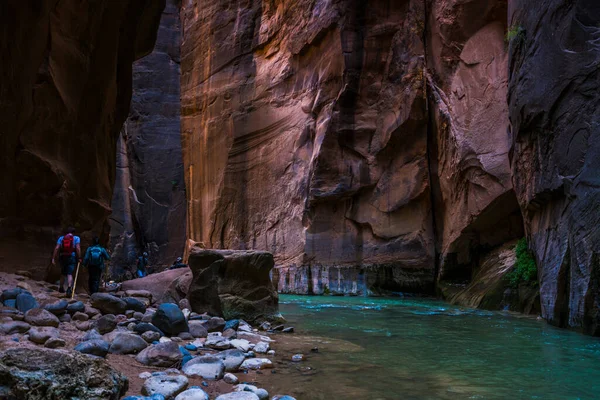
left=508, top=238, right=538, bottom=288
left=506, top=24, right=524, bottom=43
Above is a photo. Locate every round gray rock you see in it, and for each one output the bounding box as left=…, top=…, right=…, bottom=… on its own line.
left=90, top=293, right=127, bottom=315
left=28, top=327, right=60, bottom=344
left=216, top=349, right=245, bottom=372
left=142, top=330, right=161, bottom=343
left=182, top=355, right=225, bottom=380
left=44, top=337, right=66, bottom=348
left=24, top=308, right=59, bottom=327
left=142, top=374, right=189, bottom=398
left=175, top=388, right=210, bottom=400
left=188, top=321, right=208, bottom=338
left=215, top=393, right=259, bottom=400
left=96, top=314, right=117, bottom=334
left=74, top=339, right=110, bottom=357
left=136, top=341, right=183, bottom=367
left=109, top=333, right=148, bottom=354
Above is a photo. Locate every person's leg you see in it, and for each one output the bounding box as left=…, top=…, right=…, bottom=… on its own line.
left=89, top=268, right=100, bottom=294
left=59, top=275, right=65, bottom=292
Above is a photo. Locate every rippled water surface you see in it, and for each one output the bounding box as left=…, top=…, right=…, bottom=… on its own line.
left=267, top=295, right=600, bottom=400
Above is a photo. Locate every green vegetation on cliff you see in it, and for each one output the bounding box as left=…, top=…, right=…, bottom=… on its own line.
left=508, top=238, right=538, bottom=287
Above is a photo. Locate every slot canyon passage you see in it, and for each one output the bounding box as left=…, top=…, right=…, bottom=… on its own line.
left=0, top=0, right=599, bottom=399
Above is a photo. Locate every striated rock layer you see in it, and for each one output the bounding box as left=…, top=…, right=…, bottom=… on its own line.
left=508, top=0, right=600, bottom=333
left=181, top=0, right=435, bottom=295
left=0, top=0, right=165, bottom=278
left=110, top=0, right=186, bottom=273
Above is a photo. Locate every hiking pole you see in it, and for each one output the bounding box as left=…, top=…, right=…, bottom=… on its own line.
left=71, top=261, right=81, bottom=300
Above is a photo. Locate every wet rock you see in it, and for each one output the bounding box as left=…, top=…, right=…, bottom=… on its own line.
left=91, top=293, right=127, bottom=315
left=44, top=300, right=68, bottom=316
left=187, top=250, right=279, bottom=324
left=215, top=393, right=259, bottom=400
left=188, top=321, right=208, bottom=338
left=66, top=301, right=85, bottom=314
left=175, top=388, right=210, bottom=400
left=16, top=293, right=38, bottom=313
left=96, top=314, right=117, bottom=334
left=143, top=331, right=162, bottom=343
left=74, top=339, right=110, bottom=358
left=271, top=396, right=296, bottom=400
left=201, top=317, right=225, bottom=333
left=28, top=327, right=60, bottom=344
left=229, top=339, right=251, bottom=352
left=223, top=373, right=239, bottom=384
left=0, top=347, right=127, bottom=399
left=216, top=349, right=245, bottom=372
left=182, top=355, right=225, bottom=380
left=0, top=321, right=30, bottom=334
left=240, top=358, right=273, bottom=370
left=152, top=303, right=189, bottom=336
left=24, top=308, right=59, bottom=327
left=224, top=319, right=239, bottom=331
left=72, top=311, right=89, bottom=321
left=234, top=384, right=268, bottom=400
left=109, top=333, right=149, bottom=355
left=143, top=374, right=189, bottom=399
left=282, top=327, right=294, bottom=333
left=136, top=341, right=183, bottom=367
left=291, top=354, right=304, bottom=362
left=44, top=337, right=66, bottom=348
left=253, top=342, right=269, bottom=354
left=124, top=297, right=147, bottom=313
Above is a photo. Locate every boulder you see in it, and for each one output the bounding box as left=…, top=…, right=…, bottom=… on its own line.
left=187, top=249, right=279, bottom=324
left=240, top=358, right=273, bottom=370
left=229, top=339, right=251, bottom=352
left=253, top=342, right=269, bottom=354
left=44, top=300, right=68, bottom=316
left=0, top=347, right=128, bottom=399
left=124, top=297, right=147, bottom=313
left=142, top=375, right=189, bottom=399
left=188, top=321, right=208, bottom=338
left=175, top=388, right=210, bottom=400
left=135, top=322, right=165, bottom=336
left=121, top=268, right=191, bottom=305
left=201, top=317, right=225, bottom=333
left=0, top=321, right=30, bottom=334
left=66, top=301, right=85, bottom=314
left=28, top=327, right=60, bottom=344
left=136, top=342, right=183, bottom=367
left=234, top=384, right=268, bottom=400
left=215, top=393, right=259, bottom=400
left=152, top=303, right=189, bottom=336
left=74, top=339, right=111, bottom=358
left=216, top=349, right=245, bottom=372
left=16, top=293, right=38, bottom=313
left=182, top=355, right=225, bottom=380
left=205, top=334, right=231, bottom=350
left=109, top=333, right=149, bottom=354
left=44, top=337, right=66, bottom=348
left=81, top=329, right=103, bottom=342
left=96, top=314, right=118, bottom=334
left=91, top=293, right=127, bottom=315
left=125, top=290, right=153, bottom=301
left=24, top=308, right=59, bottom=327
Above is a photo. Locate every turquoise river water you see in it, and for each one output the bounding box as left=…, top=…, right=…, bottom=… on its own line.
left=264, top=295, right=600, bottom=400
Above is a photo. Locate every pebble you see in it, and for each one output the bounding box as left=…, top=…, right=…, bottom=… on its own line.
left=139, top=372, right=153, bottom=379
left=159, top=337, right=172, bottom=343
left=271, top=396, right=297, bottom=400
left=291, top=354, right=304, bottom=362
left=223, top=373, right=239, bottom=384
left=267, top=350, right=275, bottom=355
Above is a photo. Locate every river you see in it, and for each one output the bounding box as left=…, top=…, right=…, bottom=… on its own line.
left=263, top=294, right=600, bottom=399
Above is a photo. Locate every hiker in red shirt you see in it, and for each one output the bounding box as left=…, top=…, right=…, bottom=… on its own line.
left=51, top=227, right=82, bottom=297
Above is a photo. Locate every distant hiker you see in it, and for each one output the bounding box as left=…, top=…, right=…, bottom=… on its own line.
left=169, top=257, right=188, bottom=270
left=136, top=252, right=149, bottom=278
left=83, top=236, right=111, bottom=295
left=52, top=227, right=81, bottom=297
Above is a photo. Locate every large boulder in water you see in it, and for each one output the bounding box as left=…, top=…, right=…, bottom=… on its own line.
left=187, top=249, right=280, bottom=324
left=0, top=347, right=128, bottom=399
left=152, top=303, right=188, bottom=336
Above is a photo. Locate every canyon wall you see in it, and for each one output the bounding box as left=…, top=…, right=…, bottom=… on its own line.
left=110, top=0, right=186, bottom=274
left=0, top=0, right=165, bottom=278
left=507, top=0, right=600, bottom=333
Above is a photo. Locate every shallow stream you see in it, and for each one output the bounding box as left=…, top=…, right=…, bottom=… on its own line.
left=264, top=295, right=600, bottom=399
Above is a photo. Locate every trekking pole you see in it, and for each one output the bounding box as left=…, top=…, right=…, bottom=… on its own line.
left=71, top=261, right=81, bottom=300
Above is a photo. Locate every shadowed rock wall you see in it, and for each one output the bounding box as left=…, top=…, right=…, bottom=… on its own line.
left=110, top=0, right=186, bottom=273
left=507, top=0, right=600, bottom=333
left=0, top=0, right=165, bottom=279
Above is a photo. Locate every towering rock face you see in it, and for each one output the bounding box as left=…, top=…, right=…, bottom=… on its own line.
left=110, top=0, right=186, bottom=273
left=181, top=0, right=435, bottom=295
left=507, top=0, right=600, bottom=333
left=0, top=0, right=165, bottom=278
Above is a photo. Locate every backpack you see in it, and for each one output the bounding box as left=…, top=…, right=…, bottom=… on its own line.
left=89, top=246, right=103, bottom=267
left=61, top=234, right=75, bottom=257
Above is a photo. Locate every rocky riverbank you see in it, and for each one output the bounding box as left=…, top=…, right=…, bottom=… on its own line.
left=0, top=272, right=297, bottom=400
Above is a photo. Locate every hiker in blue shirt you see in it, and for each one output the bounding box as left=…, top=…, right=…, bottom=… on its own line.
left=83, top=236, right=111, bottom=294
left=51, top=227, right=81, bottom=297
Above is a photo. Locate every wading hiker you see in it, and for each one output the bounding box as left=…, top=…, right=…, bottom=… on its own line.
left=169, top=256, right=188, bottom=270
left=136, top=251, right=149, bottom=278
left=51, top=227, right=81, bottom=297
left=83, top=236, right=111, bottom=295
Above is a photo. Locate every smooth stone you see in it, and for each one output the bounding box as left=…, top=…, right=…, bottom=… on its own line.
left=240, top=358, right=273, bottom=370
left=74, top=339, right=110, bottom=357
left=253, top=342, right=269, bottom=354
left=28, top=326, right=59, bottom=344
left=160, top=337, right=172, bottom=343
left=215, top=393, right=259, bottom=400
left=234, top=384, right=268, bottom=400
left=24, top=308, right=59, bottom=327
left=0, top=321, right=30, bottom=334
left=44, top=337, right=66, bottom=348
left=134, top=312, right=145, bottom=320
left=175, top=388, right=209, bottom=400
left=81, top=329, right=103, bottom=342
left=282, top=327, right=294, bottom=333
left=136, top=341, right=183, bottom=367
left=188, top=321, right=208, bottom=338
left=224, top=319, right=240, bottom=331
left=182, top=355, right=193, bottom=367
left=142, top=331, right=161, bottom=343
left=66, top=301, right=85, bottom=314
left=222, top=328, right=237, bottom=339
left=216, top=349, right=245, bottom=372
left=142, top=374, right=189, bottom=399
left=179, top=332, right=194, bottom=340
left=205, top=335, right=231, bottom=350
left=184, top=344, right=198, bottom=352
left=200, top=317, right=225, bottom=333
left=16, top=294, right=38, bottom=313
left=140, top=372, right=153, bottom=379
left=271, top=396, right=297, bottom=400
left=3, top=299, right=16, bottom=308
left=152, top=303, right=188, bottom=336
left=59, top=313, right=72, bottom=322
left=75, top=320, right=92, bottom=331
left=135, top=322, right=164, bottom=337
left=124, top=297, right=147, bottom=313
left=109, top=333, right=149, bottom=354
left=72, top=311, right=89, bottom=321
left=223, top=373, right=239, bottom=384
left=291, top=354, right=304, bottom=362
left=85, top=305, right=101, bottom=317
left=96, top=314, right=117, bottom=334
left=44, top=300, right=68, bottom=316
left=229, top=339, right=251, bottom=352
left=1, top=288, right=30, bottom=301
left=267, top=350, right=275, bottom=355
left=182, top=355, right=225, bottom=380
left=90, top=293, right=127, bottom=315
